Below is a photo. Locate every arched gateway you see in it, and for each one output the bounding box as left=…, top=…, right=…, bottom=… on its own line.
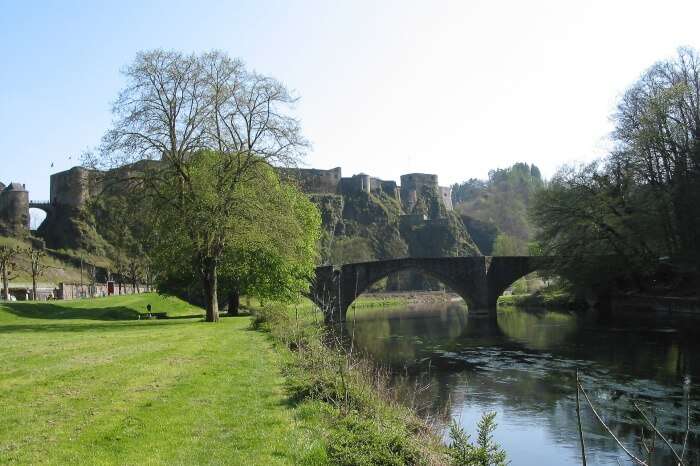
left=309, top=256, right=543, bottom=322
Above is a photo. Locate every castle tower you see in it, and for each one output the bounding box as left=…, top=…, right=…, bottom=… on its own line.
left=340, top=173, right=371, bottom=195
left=49, top=166, right=99, bottom=209
left=400, top=173, right=439, bottom=212
left=0, top=182, right=30, bottom=235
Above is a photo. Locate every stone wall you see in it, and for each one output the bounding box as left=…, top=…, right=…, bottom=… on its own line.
left=439, top=186, right=453, bottom=211
left=57, top=282, right=143, bottom=300
left=400, top=173, right=439, bottom=212
left=50, top=167, right=101, bottom=209
left=280, top=167, right=342, bottom=194
left=340, top=173, right=371, bottom=194
left=370, top=178, right=400, bottom=199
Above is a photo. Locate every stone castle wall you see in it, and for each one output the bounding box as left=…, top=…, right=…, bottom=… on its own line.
left=399, top=173, right=453, bottom=213
left=339, top=173, right=371, bottom=194
left=3, top=162, right=453, bottom=248
left=50, top=167, right=101, bottom=209
left=280, top=167, right=342, bottom=194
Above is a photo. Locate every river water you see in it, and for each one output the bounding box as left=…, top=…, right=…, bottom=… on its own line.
left=342, top=302, right=700, bottom=465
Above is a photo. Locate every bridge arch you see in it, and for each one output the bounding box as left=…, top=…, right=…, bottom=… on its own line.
left=28, top=201, right=54, bottom=231
left=485, top=256, right=539, bottom=308
left=341, top=262, right=476, bottom=311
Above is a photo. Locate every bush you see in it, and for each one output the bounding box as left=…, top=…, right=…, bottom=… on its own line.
left=328, top=414, right=424, bottom=465
left=250, top=303, right=290, bottom=332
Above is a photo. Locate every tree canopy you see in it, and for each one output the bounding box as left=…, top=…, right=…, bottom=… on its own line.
left=91, top=50, right=314, bottom=321
left=532, top=47, right=700, bottom=293
left=452, top=162, right=543, bottom=255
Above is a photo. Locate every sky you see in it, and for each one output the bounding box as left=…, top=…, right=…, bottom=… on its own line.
left=3, top=0, right=700, bottom=202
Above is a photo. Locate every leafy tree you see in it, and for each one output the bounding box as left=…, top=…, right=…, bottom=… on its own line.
left=531, top=161, right=662, bottom=292
left=218, top=179, right=321, bottom=314
left=453, top=163, right=544, bottom=254
left=152, top=151, right=320, bottom=317
left=532, top=48, right=700, bottom=293
left=91, top=50, right=308, bottom=321
left=612, top=47, right=700, bottom=262
left=491, top=233, right=526, bottom=256
left=329, top=237, right=376, bottom=265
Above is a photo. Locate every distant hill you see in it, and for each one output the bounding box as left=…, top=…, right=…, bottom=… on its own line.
left=452, top=162, right=544, bottom=255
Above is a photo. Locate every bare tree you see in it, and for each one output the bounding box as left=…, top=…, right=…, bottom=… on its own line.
left=0, top=245, right=20, bottom=301
left=127, top=257, right=141, bottom=294
left=114, top=256, right=128, bottom=295
left=25, top=248, right=48, bottom=301
left=93, top=49, right=307, bottom=321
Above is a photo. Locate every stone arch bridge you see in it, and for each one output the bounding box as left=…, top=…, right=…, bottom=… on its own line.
left=309, top=256, right=547, bottom=322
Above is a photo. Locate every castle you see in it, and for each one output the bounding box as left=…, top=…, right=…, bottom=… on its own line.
left=0, top=164, right=453, bottom=241
left=279, top=167, right=453, bottom=213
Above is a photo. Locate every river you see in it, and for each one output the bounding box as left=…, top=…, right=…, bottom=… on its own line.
left=342, top=302, right=700, bottom=465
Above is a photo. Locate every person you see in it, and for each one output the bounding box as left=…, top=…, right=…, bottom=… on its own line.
left=146, top=304, right=152, bottom=318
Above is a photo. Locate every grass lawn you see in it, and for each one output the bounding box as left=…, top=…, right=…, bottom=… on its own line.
left=0, top=293, right=326, bottom=465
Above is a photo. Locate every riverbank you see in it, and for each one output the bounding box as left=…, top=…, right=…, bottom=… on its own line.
left=0, top=294, right=326, bottom=464
left=354, top=291, right=460, bottom=306
left=497, top=288, right=584, bottom=309
left=498, top=288, right=700, bottom=314
left=247, top=301, right=450, bottom=465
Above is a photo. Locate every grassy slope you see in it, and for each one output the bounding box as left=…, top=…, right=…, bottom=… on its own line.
left=0, top=236, right=90, bottom=284
left=0, top=293, right=326, bottom=465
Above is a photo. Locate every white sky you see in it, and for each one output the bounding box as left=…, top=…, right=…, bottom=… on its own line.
left=3, top=0, right=700, bottom=199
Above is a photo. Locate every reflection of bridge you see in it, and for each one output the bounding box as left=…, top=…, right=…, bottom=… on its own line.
left=310, top=256, right=544, bottom=322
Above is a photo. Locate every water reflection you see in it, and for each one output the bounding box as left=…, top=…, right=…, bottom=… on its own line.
left=343, top=303, right=700, bottom=465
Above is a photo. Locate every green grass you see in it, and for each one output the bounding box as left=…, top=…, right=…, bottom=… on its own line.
left=0, top=293, right=327, bottom=465
left=248, top=302, right=447, bottom=465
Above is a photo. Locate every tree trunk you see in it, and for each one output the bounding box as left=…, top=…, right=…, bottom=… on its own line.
left=2, top=267, right=8, bottom=301
left=228, top=290, right=239, bottom=316
left=32, top=273, right=37, bottom=301
left=203, top=260, right=219, bottom=322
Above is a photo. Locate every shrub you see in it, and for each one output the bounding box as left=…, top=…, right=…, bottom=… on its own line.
left=448, top=412, right=507, bottom=466
left=328, top=414, right=424, bottom=465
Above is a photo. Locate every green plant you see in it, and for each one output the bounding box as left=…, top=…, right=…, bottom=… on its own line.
left=448, top=412, right=507, bottom=466
left=327, top=414, right=423, bottom=466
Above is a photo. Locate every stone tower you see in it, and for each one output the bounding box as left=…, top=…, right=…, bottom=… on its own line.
left=400, top=173, right=439, bottom=212
left=0, top=182, right=30, bottom=236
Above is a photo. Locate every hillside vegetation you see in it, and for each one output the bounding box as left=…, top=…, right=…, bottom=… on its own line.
left=0, top=236, right=107, bottom=285
left=452, top=162, right=544, bottom=255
